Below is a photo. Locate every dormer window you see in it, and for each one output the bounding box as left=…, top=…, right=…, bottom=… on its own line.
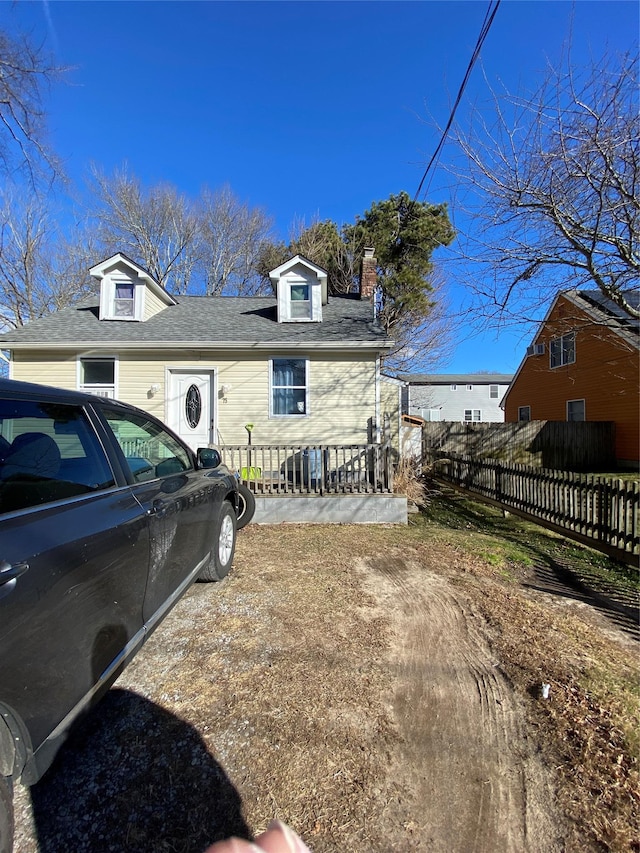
left=114, top=280, right=135, bottom=318
left=269, top=255, right=328, bottom=324
left=98, top=271, right=143, bottom=321
left=290, top=283, right=311, bottom=319
left=91, top=253, right=177, bottom=322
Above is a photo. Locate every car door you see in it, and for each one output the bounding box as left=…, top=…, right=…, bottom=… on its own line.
left=99, top=405, right=219, bottom=623
left=0, top=395, right=151, bottom=779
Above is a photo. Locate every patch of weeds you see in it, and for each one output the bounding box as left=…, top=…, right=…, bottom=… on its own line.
left=499, top=566, right=517, bottom=582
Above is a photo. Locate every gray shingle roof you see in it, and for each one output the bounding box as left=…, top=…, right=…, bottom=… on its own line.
left=0, top=295, right=391, bottom=348
left=399, top=373, right=513, bottom=385
left=574, top=290, right=640, bottom=338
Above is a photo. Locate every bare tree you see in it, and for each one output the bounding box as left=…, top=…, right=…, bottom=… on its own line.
left=449, top=50, right=639, bottom=324
left=198, top=185, right=273, bottom=295
left=89, top=166, right=199, bottom=293
left=0, top=191, right=96, bottom=329
left=0, top=29, right=62, bottom=181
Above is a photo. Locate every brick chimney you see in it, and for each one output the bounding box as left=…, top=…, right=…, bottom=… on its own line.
left=360, top=247, right=377, bottom=301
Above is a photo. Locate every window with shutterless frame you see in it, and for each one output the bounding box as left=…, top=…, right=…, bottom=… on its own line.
left=114, top=280, right=135, bottom=317
left=550, top=332, right=575, bottom=368
left=289, top=283, right=311, bottom=319
left=566, top=399, right=585, bottom=421
left=270, top=358, right=309, bottom=416
left=518, top=406, right=531, bottom=422
left=464, top=409, right=481, bottom=422
left=78, top=357, right=117, bottom=399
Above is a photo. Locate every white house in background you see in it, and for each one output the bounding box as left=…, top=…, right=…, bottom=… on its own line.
left=401, top=373, right=513, bottom=423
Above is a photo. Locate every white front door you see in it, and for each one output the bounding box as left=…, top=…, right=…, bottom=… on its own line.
left=168, top=370, right=214, bottom=452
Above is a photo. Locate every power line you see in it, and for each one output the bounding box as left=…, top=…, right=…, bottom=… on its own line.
left=411, top=0, right=501, bottom=207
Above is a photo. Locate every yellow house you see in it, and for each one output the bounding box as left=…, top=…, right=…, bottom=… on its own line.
left=1, top=252, right=395, bottom=454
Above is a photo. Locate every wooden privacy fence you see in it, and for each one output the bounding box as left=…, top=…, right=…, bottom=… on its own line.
left=219, top=443, right=393, bottom=495
left=430, top=453, right=639, bottom=562
left=422, top=421, right=616, bottom=471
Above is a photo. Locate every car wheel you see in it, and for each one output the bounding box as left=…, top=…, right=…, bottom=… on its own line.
left=236, top=482, right=256, bottom=530
left=198, top=501, right=237, bottom=582
left=0, top=775, right=13, bottom=853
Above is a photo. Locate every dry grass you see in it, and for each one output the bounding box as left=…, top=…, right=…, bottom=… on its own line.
left=217, top=519, right=639, bottom=852
left=469, top=583, right=639, bottom=852
left=392, top=458, right=429, bottom=507
left=15, top=494, right=638, bottom=853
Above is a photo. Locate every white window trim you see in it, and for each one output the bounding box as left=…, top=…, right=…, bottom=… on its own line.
left=490, top=385, right=499, bottom=398
left=288, top=282, right=312, bottom=321
left=464, top=409, right=482, bottom=422
left=100, top=274, right=145, bottom=322
left=269, top=358, right=310, bottom=418
left=77, top=355, right=119, bottom=399
left=277, top=275, right=322, bottom=323
left=450, top=384, right=457, bottom=390
left=566, top=399, right=586, bottom=422
left=550, top=331, right=576, bottom=369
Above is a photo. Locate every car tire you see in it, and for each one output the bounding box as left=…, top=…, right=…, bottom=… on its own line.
left=0, top=775, right=13, bottom=853
left=198, top=501, right=237, bottom=582
left=236, top=482, right=256, bottom=530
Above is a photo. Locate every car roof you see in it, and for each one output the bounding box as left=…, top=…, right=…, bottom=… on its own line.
left=0, top=377, right=131, bottom=411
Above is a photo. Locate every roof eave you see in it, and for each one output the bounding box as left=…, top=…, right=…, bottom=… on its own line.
left=3, top=340, right=395, bottom=351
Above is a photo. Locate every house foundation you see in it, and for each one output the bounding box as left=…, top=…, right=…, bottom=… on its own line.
left=252, top=494, right=408, bottom=525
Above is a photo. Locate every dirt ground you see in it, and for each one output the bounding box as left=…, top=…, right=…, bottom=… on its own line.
left=11, top=521, right=639, bottom=853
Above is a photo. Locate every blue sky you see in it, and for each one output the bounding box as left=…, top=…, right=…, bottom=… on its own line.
left=1, top=0, right=637, bottom=373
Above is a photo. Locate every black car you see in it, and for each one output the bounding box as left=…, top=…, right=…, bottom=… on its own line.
left=0, top=378, right=239, bottom=853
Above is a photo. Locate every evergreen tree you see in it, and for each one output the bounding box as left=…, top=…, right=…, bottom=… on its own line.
left=344, top=191, right=455, bottom=335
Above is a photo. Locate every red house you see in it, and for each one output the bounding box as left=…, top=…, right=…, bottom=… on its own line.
left=503, top=290, right=639, bottom=468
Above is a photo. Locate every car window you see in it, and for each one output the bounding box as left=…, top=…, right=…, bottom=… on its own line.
left=0, top=399, right=115, bottom=514
left=103, top=408, right=193, bottom=483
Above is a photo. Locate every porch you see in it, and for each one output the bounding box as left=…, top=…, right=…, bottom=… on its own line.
left=218, top=443, right=407, bottom=524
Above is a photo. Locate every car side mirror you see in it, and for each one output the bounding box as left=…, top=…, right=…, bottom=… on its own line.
left=197, top=447, right=222, bottom=469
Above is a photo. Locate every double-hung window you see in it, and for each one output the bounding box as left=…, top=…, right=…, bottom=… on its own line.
left=464, top=409, right=481, bottom=422
left=550, top=332, right=575, bottom=368
left=490, top=385, right=499, bottom=399
left=114, top=281, right=135, bottom=318
left=567, top=399, right=585, bottom=421
left=289, top=283, right=311, bottom=320
left=79, top=357, right=116, bottom=398
left=271, top=358, right=308, bottom=416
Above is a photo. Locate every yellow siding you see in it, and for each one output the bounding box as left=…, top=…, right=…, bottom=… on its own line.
left=11, top=352, right=78, bottom=388
left=144, top=288, right=169, bottom=320
left=10, top=349, right=378, bottom=446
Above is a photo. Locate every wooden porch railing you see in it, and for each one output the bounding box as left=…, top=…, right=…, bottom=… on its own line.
left=219, top=444, right=393, bottom=495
